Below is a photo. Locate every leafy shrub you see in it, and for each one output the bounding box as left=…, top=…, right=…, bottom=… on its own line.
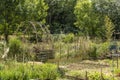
left=115, top=68, right=120, bottom=76
left=96, top=42, right=110, bottom=58
left=9, top=37, right=22, bottom=58
left=88, top=72, right=101, bottom=80
left=88, top=43, right=97, bottom=60
left=63, top=33, right=74, bottom=43
left=88, top=42, right=110, bottom=59
left=88, top=72, right=116, bottom=80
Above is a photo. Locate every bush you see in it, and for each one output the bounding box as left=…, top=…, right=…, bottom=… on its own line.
left=88, top=72, right=101, bottom=80
left=88, top=42, right=110, bottom=59
left=9, top=37, right=22, bottom=59
left=88, top=72, right=117, bottom=80
left=96, top=42, right=110, bottom=58
left=88, top=43, right=97, bottom=60
left=115, top=68, right=120, bottom=77
left=63, top=33, right=74, bottom=43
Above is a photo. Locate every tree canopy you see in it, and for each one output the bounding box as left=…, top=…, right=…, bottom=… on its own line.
left=0, top=0, right=48, bottom=42
left=0, top=0, right=119, bottom=41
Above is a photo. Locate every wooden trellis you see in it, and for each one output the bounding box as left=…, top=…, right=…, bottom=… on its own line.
left=13, top=21, right=55, bottom=62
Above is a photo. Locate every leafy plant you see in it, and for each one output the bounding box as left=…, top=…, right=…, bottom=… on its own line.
left=104, top=16, right=115, bottom=41
left=88, top=72, right=115, bottom=80
left=88, top=43, right=97, bottom=60
left=96, top=42, right=110, bottom=58
left=63, top=33, right=74, bottom=43
left=88, top=72, right=101, bottom=80
left=9, top=37, right=22, bottom=58
left=115, top=68, right=120, bottom=77
left=0, top=63, right=60, bottom=80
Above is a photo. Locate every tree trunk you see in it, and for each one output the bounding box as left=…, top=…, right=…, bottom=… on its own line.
left=4, top=24, right=9, bottom=43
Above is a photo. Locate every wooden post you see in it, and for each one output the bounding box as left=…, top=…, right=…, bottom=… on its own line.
left=15, top=54, right=17, bottom=63
left=101, top=66, right=103, bottom=80
left=60, top=43, right=62, bottom=60
left=57, top=59, right=60, bottom=69
left=67, top=43, right=69, bottom=59
left=23, top=53, right=24, bottom=63
left=117, top=56, right=118, bottom=69
left=112, top=54, right=115, bottom=80
left=85, top=71, right=88, bottom=80
left=75, top=37, right=77, bottom=56
left=117, top=52, right=119, bottom=69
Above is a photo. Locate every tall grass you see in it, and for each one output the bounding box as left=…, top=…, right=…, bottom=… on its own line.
left=54, top=35, right=111, bottom=60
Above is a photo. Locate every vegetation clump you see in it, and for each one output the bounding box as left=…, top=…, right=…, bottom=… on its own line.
left=0, top=63, right=60, bottom=80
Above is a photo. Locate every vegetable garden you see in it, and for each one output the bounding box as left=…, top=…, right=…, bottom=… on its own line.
left=0, top=0, right=120, bottom=80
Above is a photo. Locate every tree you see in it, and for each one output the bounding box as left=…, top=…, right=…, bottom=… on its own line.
left=0, top=0, right=22, bottom=42
left=104, top=16, right=114, bottom=41
left=21, top=0, right=48, bottom=23
left=45, top=0, right=78, bottom=34
left=74, top=0, right=105, bottom=38
left=0, top=0, right=48, bottom=43
left=92, top=0, right=120, bottom=32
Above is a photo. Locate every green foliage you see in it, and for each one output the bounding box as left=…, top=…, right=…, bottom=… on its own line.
left=0, top=0, right=24, bottom=42
left=74, top=0, right=105, bottom=38
left=0, top=0, right=48, bottom=42
left=85, top=41, right=110, bottom=59
left=23, top=0, right=48, bottom=23
left=0, top=0, right=119, bottom=42
left=89, top=43, right=97, bottom=60
left=63, top=33, right=74, bottom=43
left=54, top=35, right=112, bottom=60
left=92, top=0, right=120, bottom=32
left=54, top=36, right=93, bottom=59
left=0, top=63, right=60, bottom=80
left=0, top=63, right=4, bottom=70
left=88, top=72, right=101, bottom=80
left=66, top=70, right=116, bottom=80
left=104, top=16, right=115, bottom=41
left=9, top=37, right=22, bottom=57
left=115, top=68, right=120, bottom=74
left=0, top=42, right=4, bottom=58
left=96, top=42, right=110, bottom=58
left=45, top=0, right=77, bottom=33
left=89, top=42, right=110, bottom=59
left=88, top=72, right=118, bottom=80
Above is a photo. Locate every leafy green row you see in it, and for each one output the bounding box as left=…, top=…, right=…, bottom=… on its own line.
left=0, top=63, right=60, bottom=80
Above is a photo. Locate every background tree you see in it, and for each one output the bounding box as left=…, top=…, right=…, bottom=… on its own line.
left=92, top=0, right=120, bottom=32
left=74, top=0, right=105, bottom=38
left=0, top=0, right=23, bottom=42
left=0, top=0, right=48, bottom=43
left=45, top=0, right=78, bottom=34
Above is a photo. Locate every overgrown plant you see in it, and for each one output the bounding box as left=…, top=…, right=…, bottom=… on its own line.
left=9, top=37, right=22, bottom=59
left=104, top=16, right=115, bottom=41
